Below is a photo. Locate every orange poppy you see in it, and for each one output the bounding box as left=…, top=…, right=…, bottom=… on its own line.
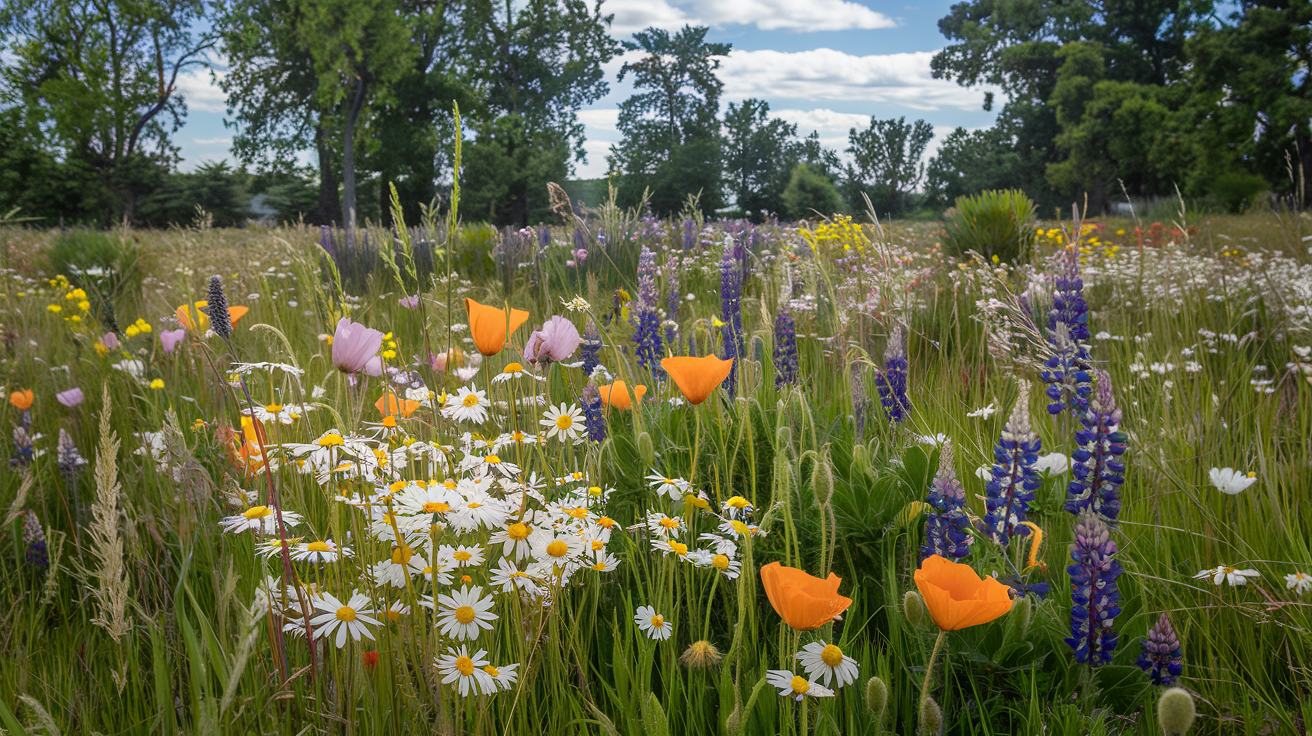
left=465, top=298, right=529, bottom=356
left=9, top=389, right=33, bottom=411
left=913, top=554, right=1014, bottom=631
left=230, top=417, right=269, bottom=474
left=176, top=301, right=249, bottom=332
left=660, top=355, right=734, bottom=405
left=760, top=561, right=853, bottom=631
left=375, top=390, right=421, bottom=418
left=598, top=381, right=647, bottom=411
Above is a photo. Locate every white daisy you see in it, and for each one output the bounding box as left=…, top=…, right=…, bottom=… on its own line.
left=483, top=662, right=520, bottom=692
left=489, top=556, right=542, bottom=596
left=492, top=362, right=544, bottom=383
left=650, top=538, right=690, bottom=559
left=645, top=472, right=690, bottom=501
left=697, top=533, right=739, bottom=557
left=435, top=585, right=498, bottom=641
left=710, top=553, right=741, bottom=579
left=584, top=549, right=621, bottom=572
left=1193, top=565, right=1261, bottom=586
left=634, top=605, right=672, bottom=641
left=1208, top=467, right=1257, bottom=495
left=722, top=495, right=754, bottom=519
left=796, top=641, right=859, bottom=688
left=540, top=403, right=584, bottom=442
left=219, top=506, right=303, bottom=534
left=645, top=512, right=684, bottom=539
left=448, top=487, right=510, bottom=532
left=292, top=539, right=352, bottom=563
left=489, top=518, right=539, bottom=561
left=438, top=544, right=486, bottom=568
left=1033, top=452, right=1070, bottom=476
left=309, top=591, right=382, bottom=648
left=369, top=546, right=429, bottom=588
left=530, top=531, right=586, bottom=566
left=765, top=670, right=835, bottom=701
left=442, top=386, right=490, bottom=424
left=435, top=645, right=495, bottom=696
left=1285, top=572, right=1312, bottom=595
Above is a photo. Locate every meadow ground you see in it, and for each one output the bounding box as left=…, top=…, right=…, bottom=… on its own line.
left=0, top=204, right=1308, bottom=736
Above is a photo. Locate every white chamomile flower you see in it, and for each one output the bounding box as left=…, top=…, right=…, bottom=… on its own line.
left=492, top=362, right=543, bottom=383
left=489, top=556, right=541, bottom=595
left=1193, top=565, right=1261, bottom=586
left=220, top=506, right=303, bottom=534
left=967, top=403, right=996, bottom=419
left=369, top=546, right=429, bottom=588
left=1285, top=572, right=1311, bottom=595
left=443, top=386, right=490, bottom=424
left=634, top=605, right=672, bottom=641
left=645, top=471, right=690, bottom=500
left=435, top=585, right=498, bottom=641
left=796, top=641, right=859, bottom=688
left=482, top=662, right=520, bottom=692
left=645, top=511, right=684, bottom=539
left=584, top=549, right=621, bottom=572
left=435, top=645, right=494, bottom=696
left=309, top=591, right=382, bottom=648
left=292, top=539, right=352, bottom=563
left=530, top=531, right=585, bottom=566
left=710, top=553, right=741, bottom=579
left=765, top=670, right=834, bottom=701
left=685, top=548, right=713, bottom=566
left=540, top=403, right=584, bottom=442
left=489, top=518, right=538, bottom=561
left=438, top=544, right=486, bottom=568
left=1208, top=467, right=1257, bottom=495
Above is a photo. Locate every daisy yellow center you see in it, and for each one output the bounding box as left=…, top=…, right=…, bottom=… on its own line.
left=590, top=540, right=604, bottom=551
left=591, top=562, right=606, bottom=571
left=820, top=644, right=844, bottom=667
left=503, top=363, right=523, bottom=374
left=462, top=394, right=480, bottom=407
left=307, top=541, right=331, bottom=552
left=597, top=517, right=615, bottom=528
left=243, top=506, right=272, bottom=519
left=390, top=481, right=408, bottom=492
left=512, top=431, right=526, bottom=441
left=571, top=472, right=584, bottom=480
left=483, top=665, right=499, bottom=677
left=485, top=455, right=501, bottom=464
left=791, top=676, right=810, bottom=695
left=423, top=502, right=450, bottom=513
left=546, top=540, right=569, bottom=557
left=454, top=606, right=477, bottom=624
left=650, top=615, right=665, bottom=629
left=568, top=507, right=588, bottom=519
left=387, top=609, right=403, bottom=622
left=588, top=486, right=602, bottom=496
left=265, top=403, right=283, bottom=413
left=712, top=554, right=730, bottom=570
left=507, top=522, right=531, bottom=540
left=667, top=541, right=688, bottom=556
left=443, top=481, right=458, bottom=489
left=317, top=433, right=344, bottom=447
left=556, top=415, right=573, bottom=430
left=455, top=656, right=475, bottom=676
left=730, top=520, right=749, bottom=536
left=336, top=606, right=357, bottom=622
left=454, top=551, right=472, bottom=562
left=391, top=547, right=414, bottom=565
left=468, top=502, right=483, bottom=509
left=727, top=496, right=749, bottom=509
left=659, top=518, right=680, bottom=529
left=1223, top=567, right=1235, bottom=574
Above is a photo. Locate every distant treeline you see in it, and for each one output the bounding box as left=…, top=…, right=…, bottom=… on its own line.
left=1, top=0, right=1308, bottom=228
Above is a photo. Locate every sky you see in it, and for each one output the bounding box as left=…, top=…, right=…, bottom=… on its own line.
left=174, top=0, right=1003, bottom=178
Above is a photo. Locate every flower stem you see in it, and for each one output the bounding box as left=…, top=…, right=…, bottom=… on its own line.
left=920, top=629, right=947, bottom=706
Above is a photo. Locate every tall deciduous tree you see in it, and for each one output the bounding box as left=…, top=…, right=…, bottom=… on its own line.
left=845, top=116, right=934, bottom=215
left=723, top=98, right=802, bottom=221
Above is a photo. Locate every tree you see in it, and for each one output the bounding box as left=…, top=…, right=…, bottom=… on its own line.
left=845, top=116, right=934, bottom=215
left=609, top=25, right=731, bottom=216
left=723, top=98, right=802, bottom=221
left=925, top=127, right=1024, bottom=209
left=0, top=0, right=214, bottom=221
left=782, top=164, right=846, bottom=220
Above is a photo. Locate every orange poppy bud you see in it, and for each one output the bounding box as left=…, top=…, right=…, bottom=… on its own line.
left=913, top=554, right=1014, bottom=631
left=465, top=298, right=529, bottom=356
left=660, top=355, right=734, bottom=405
left=376, top=390, right=421, bottom=418
left=9, top=389, right=33, bottom=411
left=597, top=380, right=646, bottom=411
left=759, top=561, right=852, bottom=631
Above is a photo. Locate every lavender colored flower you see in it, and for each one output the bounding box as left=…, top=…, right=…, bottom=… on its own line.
left=1049, top=245, right=1090, bottom=342
left=207, top=275, right=232, bottom=339
left=1042, top=322, right=1093, bottom=415
left=683, top=219, right=695, bottom=252
left=160, top=328, right=187, bottom=354
left=23, top=510, right=47, bottom=571
left=1066, top=510, right=1122, bottom=666
left=57, top=428, right=87, bottom=477
left=524, top=316, right=581, bottom=366
left=1065, top=370, right=1125, bottom=524
left=720, top=239, right=743, bottom=397
left=56, top=388, right=84, bottom=407
left=10, top=425, right=35, bottom=469
left=1136, top=613, right=1183, bottom=686
left=874, top=327, right=909, bottom=422
left=580, top=322, right=602, bottom=377
left=331, top=318, right=385, bottom=375
left=633, top=246, right=664, bottom=375
left=921, top=441, right=972, bottom=561
left=773, top=309, right=799, bottom=387
left=581, top=386, right=607, bottom=442
left=982, top=380, right=1041, bottom=547
left=398, top=294, right=420, bottom=309
left=101, top=331, right=120, bottom=350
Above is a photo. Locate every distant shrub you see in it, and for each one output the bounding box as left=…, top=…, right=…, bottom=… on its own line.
left=1210, top=172, right=1268, bottom=213
left=48, top=230, right=145, bottom=324
left=943, top=189, right=1037, bottom=263
left=783, top=164, right=846, bottom=220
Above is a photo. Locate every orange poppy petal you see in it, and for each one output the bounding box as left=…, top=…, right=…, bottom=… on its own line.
left=661, top=355, right=734, bottom=405
left=760, top=562, right=852, bottom=631
left=914, top=555, right=1014, bottom=631
left=228, top=306, right=249, bottom=326
left=466, top=298, right=530, bottom=356
left=599, top=381, right=647, bottom=410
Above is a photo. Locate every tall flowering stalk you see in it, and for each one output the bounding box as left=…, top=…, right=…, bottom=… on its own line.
left=720, top=239, right=743, bottom=397
left=983, top=380, right=1040, bottom=547
left=633, top=246, right=664, bottom=376
left=921, top=441, right=971, bottom=561
left=1049, top=245, right=1090, bottom=342
left=1043, top=246, right=1093, bottom=416
left=874, top=327, right=909, bottom=423
left=1065, top=370, right=1125, bottom=524
left=23, top=510, right=47, bottom=571
left=207, top=275, right=232, bottom=340
left=1066, top=509, right=1122, bottom=666
left=1137, top=613, right=1183, bottom=686
left=581, top=387, right=606, bottom=443
left=773, top=309, right=799, bottom=387
left=580, top=321, right=602, bottom=378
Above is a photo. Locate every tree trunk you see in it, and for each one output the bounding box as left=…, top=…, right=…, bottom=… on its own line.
left=314, top=117, right=343, bottom=226
left=342, top=75, right=368, bottom=236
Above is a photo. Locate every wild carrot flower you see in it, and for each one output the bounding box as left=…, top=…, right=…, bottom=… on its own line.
left=913, top=555, right=1013, bottom=631
left=874, top=327, right=909, bottom=422
left=633, top=246, right=665, bottom=375
left=581, top=386, right=607, bottom=442
left=921, top=441, right=971, bottom=561
left=773, top=309, right=799, bottom=386
left=1066, top=510, right=1122, bottom=666
left=1065, top=370, right=1125, bottom=524
left=1137, top=613, right=1183, bottom=686
left=1042, top=322, right=1092, bottom=415
left=760, top=562, right=853, bottom=631
left=720, top=238, right=744, bottom=396
left=983, top=380, right=1041, bottom=547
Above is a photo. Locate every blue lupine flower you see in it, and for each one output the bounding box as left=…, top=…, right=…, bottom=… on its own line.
left=1066, top=510, right=1122, bottom=666
left=921, top=441, right=972, bottom=561
left=982, top=380, right=1041, bottom=547
left=581, top=386, right=607, bottom=443
left=10, top=425, right=35, bottom=469
left=1065, top=370, right=1125, bottom=524
left=1136, top=613, right=1183, bottom=686
left=23, top=510, right=47, bottom=571
left=580, top=321, right=601, bottom=378
left=1049, top=245, right=1090, bottom=342
left=773, top=309, right=799, bottom=387
left=720, top=239, right=743, bottom=396
left=633, top=246, right=664, bottom=375
left=875, top=327, right=909, bottom=422
left=1042, top=323, right=1093, bottom=415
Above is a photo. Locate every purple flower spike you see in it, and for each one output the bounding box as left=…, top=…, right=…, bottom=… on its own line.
left=1136, top=613, right=1183, bottom=686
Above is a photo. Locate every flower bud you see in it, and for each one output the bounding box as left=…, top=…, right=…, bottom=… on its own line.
left=864, top=676, right=888, bottom=726
left=637, top=431, right=654, bottom=466
left=723, top=702, right=742, bottom=735
left=903, top=590, right=926, bottom=627
left=919, top=695, right=943, bottom=736
left=1158, top=688, right=1195, bottom=735
left=812, top=453, right=834, bottom=506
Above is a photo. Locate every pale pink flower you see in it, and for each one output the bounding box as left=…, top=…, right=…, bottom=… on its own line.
left=331, top=318, right=384, bottom=374
left=160, top=328, right=187, bottom=354
left=56, top=388, right=84, bottom=407
left=523, top=316, right=580, bottom=366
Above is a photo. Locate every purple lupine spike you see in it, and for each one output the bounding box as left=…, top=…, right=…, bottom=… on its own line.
left=580, top=321, right=602, bottom=378
left=633, top=246, right=664, bottom=375
left=773, top=309, right=799, bottom=387
left=875, top=327, right=909, bottom=422
left=851, top=362, right=867, bottom=441
left=23, top=510, right=47, bottom=570
left=581, top=386, right=607, bottom=443
left=720, top=238, right=743, bottom=397
left=921, top=441, right=972, bottom=561
left=1042, top=322, right=1093, bottom=415
left=1136, top=613, right=1183, bottom=686
left=10, top=425, right=35, bottom=469
left=1065, top=370, right=1125, bottom=523
left=983, top=380, right=1041, bottom=546
left=1066, top=510, right=1122, bottom=666
left=57, top=428, right=87, bottom=478
left=1049, top=245, right=1090, bottom=342
left=683, top=219, right=695, bottom=252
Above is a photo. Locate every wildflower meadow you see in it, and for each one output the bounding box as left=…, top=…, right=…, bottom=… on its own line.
left=0, top=179, right=1310, bottom=736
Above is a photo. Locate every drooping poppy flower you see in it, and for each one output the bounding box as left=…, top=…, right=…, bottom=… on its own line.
left=913, top=554, right=1014, bottom=631
left=331, top=318, right=384, bottom=375
left=598, top=381, right=647, bottom=411
left=661, top=355, right=734, bottom=405
left=160, top=328, right=187, bottom=354
left=376, top=390, right=421, bottom=418
left=56, top=388, right=84, bottom=407
left=466, top=298, right=529, bottom=356
left=9, top=389, right=34, bottom=411
left=176, top=300, right=248, bottom=333
left=760, top=562, right=853, bottom=632
left=523, top=315, right=580, bottom=365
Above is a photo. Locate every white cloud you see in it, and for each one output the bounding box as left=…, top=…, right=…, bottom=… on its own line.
left=575, top=139, right=614, bottom=179
left=176, top=68, right=227, bottom=113
left=720, top=49, right=996, bottom=111
left=192, top=137, right=233, bottom=146
left=606, top=0, right=894, bottom=35
left=577, top=108, right=621, bottom=132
